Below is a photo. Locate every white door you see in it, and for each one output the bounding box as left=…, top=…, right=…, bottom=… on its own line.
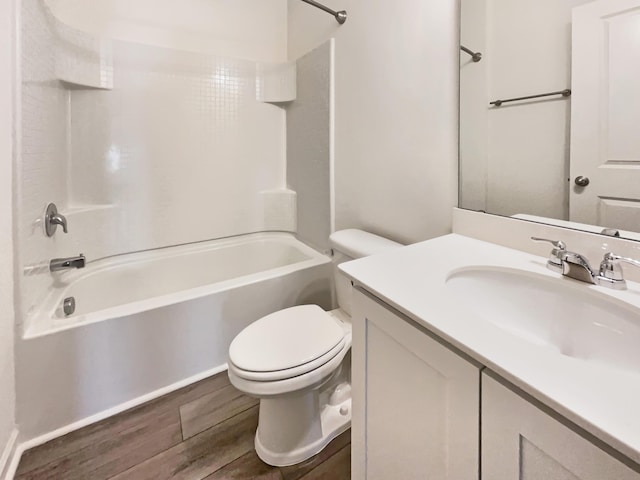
left=482, top=373, right=640, bottom=480
left=351, top=290, right=480, bottom=480
left=570, top=0, right=640, bottom=231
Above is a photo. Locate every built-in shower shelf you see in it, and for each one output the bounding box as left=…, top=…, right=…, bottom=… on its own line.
left=53, top=5, right=114, bottom=90
left=257, top=61, right=297, bottom=103
left=59, top=78, right=112, bottom=90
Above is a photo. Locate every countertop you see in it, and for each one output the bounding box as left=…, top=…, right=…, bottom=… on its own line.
left=339, top=233, right=640, bottom=464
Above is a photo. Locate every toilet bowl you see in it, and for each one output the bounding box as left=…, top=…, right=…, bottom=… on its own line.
left=227, top=229, right=402, bottom=466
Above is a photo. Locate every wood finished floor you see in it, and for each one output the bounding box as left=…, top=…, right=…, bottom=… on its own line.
left=15, top=372, right=351, bottom=480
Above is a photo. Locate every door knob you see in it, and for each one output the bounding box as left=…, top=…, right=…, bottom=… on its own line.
left=574, top=176, right=590, bottom=187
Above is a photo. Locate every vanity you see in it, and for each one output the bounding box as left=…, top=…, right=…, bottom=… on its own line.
left=343, top=0, right=640, bottom=475
left=341, top=214, right=640, bottom=479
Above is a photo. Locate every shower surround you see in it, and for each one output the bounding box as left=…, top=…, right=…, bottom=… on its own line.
left=16, top=0, right=334, bottom=443
left=20, top=0, right=292, bottom=324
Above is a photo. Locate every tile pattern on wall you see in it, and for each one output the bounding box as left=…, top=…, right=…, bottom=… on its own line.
left=20, top=0, right=70, bottom=326
left=19, top=0, right=297, bottom=325
left=67, top=40, right=287, bottom=257
left=55, top=14, right=113, bottom=90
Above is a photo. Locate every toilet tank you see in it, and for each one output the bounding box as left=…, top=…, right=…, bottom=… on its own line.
left=329, top=229, right=403, bottom=316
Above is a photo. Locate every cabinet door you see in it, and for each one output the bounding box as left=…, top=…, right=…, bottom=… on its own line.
left=352, top=290, right=480, bottom=480
left=482, top=372, right=640, bottom=480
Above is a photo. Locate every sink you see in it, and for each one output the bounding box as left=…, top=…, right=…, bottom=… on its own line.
left=446, top=267, right=640, bottom=373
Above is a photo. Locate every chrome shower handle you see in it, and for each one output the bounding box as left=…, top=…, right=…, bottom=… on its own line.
left=45, top=203, right=68, bottom=236
left=50, top=212, right=68, bottom=233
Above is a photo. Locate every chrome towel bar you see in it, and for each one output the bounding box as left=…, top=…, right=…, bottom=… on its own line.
left=300, top=0, right=347, bottom=24
left=490, top=89, right=571, bottom=107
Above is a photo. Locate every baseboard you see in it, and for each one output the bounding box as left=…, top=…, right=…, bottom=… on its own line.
left=19, top=364, right=228, bottom=453
left=0, top=428, right=19, bottom=480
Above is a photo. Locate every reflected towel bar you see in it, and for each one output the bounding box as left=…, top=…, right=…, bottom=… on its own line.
left=490, top=89, right=572, bottom=107
left=300, top=0, right=347, bottom=24
left=461, top=45, right=482, bottom=62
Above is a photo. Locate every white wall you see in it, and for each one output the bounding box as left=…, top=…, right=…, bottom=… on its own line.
left=0, top=0, right=17, bottom=473
left=45, top=0, right=287, bottom=62
left=288, top=0, right=459, bottom=245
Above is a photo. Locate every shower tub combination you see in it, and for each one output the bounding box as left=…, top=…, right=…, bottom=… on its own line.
left=17, top=232, right=333, bottom=441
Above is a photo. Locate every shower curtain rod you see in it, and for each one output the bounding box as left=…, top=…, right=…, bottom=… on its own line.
left=300, top=0, right=347, bottom=24
left=460, top=45, right=482, bottom=62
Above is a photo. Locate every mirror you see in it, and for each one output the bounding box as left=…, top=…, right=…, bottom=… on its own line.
left=459, top=0, right=640, bottom=241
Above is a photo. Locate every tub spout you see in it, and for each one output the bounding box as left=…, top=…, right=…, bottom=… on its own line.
left=50, top=254, right=86, bottom=272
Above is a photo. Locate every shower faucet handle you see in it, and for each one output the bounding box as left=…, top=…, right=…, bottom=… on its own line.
left=45, top=203, right=68, bottom=236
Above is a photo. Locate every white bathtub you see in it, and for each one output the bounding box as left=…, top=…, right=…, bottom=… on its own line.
left=16, top=233, right=333, bottom=441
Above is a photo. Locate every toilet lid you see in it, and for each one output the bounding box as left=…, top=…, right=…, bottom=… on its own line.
left=229, top=305, right=345, bottom=373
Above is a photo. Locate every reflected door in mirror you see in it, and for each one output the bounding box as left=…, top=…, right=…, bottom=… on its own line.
left=570, top=0, right=640, bottom=232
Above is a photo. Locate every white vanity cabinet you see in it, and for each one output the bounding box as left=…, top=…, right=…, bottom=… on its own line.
left=351, top=289, right=481, bottom=480
left=352, top=288, right=640, bottom=480
left=482, top=373, right=640, bottom=480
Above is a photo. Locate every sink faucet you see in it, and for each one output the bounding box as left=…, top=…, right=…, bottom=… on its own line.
left=531, top=237, right=640, bottom=290
left=50, top=254, right=86, bottom=272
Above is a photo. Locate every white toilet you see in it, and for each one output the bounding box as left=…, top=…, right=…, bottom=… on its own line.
left=227, top=229, right=402, bottom=466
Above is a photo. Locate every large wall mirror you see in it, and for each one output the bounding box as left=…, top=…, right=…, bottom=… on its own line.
left=459, top=0, right=640, bottom=240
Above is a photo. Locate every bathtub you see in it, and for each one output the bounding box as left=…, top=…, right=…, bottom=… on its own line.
left=16, top=232, right=333, bottom=441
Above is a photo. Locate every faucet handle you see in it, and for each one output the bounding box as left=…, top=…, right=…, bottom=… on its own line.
left=50, top=213, right=68, bottom=233
left=44, top=203, right=68, bottom=236
left=531, top=237, right=566, bottom=273
left=597, top=252, right=640, bottom=289
left=530, top=237, right=566, bottom=250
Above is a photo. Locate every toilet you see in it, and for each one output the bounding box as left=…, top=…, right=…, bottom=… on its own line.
left=227, top=229, right=402, bottom=466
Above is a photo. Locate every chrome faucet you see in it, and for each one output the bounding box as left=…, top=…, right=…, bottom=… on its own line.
left=45, top=203, right=68, bottom=236
left=50, top=254, right=86, bottom=272
left=597, top=253, right=640, bottom=290
left=531, top=237, right=640, bottom=290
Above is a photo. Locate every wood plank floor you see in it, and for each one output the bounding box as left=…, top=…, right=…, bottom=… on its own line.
left=15, top=372, right=351, bottom=480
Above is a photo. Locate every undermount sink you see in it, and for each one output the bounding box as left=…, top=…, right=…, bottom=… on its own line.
left=446, top=267, right=640, bottom=373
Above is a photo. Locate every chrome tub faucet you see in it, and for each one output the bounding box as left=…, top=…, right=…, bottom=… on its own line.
left=50, top=254, right=86, bottom=272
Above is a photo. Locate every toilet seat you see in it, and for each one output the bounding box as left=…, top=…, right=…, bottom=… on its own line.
left=230, top=337, right=346, bottom=382
left=228, top=305, right=346, bottom=381
left=228, top=334, right=351, bottom=398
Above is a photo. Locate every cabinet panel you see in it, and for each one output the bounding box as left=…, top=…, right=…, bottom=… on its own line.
left=352, top=290, right=480, bottom=480
left=482, top=373, right=640, bottom=480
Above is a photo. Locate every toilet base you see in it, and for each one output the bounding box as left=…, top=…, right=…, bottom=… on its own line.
left=254, top=384, right=352, bottom=467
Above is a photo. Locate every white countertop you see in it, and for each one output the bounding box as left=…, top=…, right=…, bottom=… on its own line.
left=340, top=233, right=640, bottom=463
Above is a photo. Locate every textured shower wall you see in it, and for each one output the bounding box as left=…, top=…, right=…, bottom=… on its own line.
left=20, top=0, right=70, bottom=325
left=19, top=0, right=290, bottom=327
left=287, top=41, right=332, bottom=252
left=67, top=42, right=286, bottom=259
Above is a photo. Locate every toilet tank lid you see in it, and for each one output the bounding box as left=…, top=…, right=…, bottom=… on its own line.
left=329, top=229, right=403, bottom=259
